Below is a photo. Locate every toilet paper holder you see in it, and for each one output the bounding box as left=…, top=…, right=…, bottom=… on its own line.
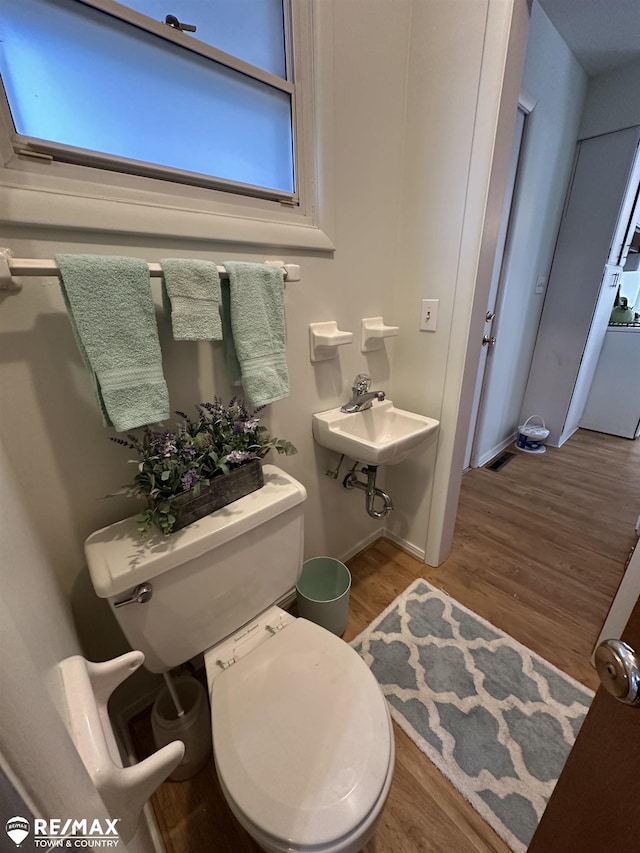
left=59, top=650, right=184, bottom=842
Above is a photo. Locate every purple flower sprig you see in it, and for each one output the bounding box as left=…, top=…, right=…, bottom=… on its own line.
left=227, top=449, right=258, bottom=465
left=180, top=470, right=201, bottom=492
left=110, top=398, right=297, bottom=535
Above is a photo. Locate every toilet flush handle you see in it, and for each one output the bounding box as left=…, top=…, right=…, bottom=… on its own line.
left=114, top=582, right=153, bottom=608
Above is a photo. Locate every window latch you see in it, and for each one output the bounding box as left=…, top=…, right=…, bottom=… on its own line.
left=164, top=14, right=197, bottom=34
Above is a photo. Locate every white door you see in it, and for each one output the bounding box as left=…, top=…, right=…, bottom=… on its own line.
left=560, top=262, right=622, bottom=441
left=594, top=540, right=640, bottom=663
left=520, top=127, right=640, bottom=446
left=464, top=106, right=527, bottom=469
left=559, top=150, right=640, bottom=444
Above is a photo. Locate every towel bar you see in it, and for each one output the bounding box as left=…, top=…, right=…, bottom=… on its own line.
left=0, top=248, right=301, bottom=292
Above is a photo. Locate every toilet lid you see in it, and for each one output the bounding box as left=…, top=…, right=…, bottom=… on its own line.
left=210, top=619, right=392, bottom=847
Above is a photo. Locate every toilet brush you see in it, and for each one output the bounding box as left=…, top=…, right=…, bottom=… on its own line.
left=163, top=671, right=185, bottom=718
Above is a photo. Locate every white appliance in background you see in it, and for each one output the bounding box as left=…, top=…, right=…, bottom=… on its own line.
left=580, top=327, right=640, bottom=439
left=620, top=268, right=640, bottom=312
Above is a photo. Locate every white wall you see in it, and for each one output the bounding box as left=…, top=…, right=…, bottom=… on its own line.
left=579, top=59, right=640, bottom=140
left=387, top=2, right=488, bottom=554
left=471, top=0, right=587, bottom=460
left=386, top=0, right=529, bottom=563
left=385, top=0, right=491, bottom=556
left=0, top=440, right=150, bottom=851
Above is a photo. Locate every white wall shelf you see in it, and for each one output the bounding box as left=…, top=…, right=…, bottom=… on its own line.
left=309, top=321, right=353, bottom=362
left=360, top=317, right=400, bottom=352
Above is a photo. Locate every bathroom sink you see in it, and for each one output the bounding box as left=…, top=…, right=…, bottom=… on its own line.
left=312, top=399, right=439, bottom=465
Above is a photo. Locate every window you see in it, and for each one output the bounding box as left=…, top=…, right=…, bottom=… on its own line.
left=120, top=0, right=288, bottom=77
left=0, top=0, right=302, bottom=202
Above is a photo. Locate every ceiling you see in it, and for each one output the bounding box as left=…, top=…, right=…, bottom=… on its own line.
left=537, top=0, right=640, bottom=77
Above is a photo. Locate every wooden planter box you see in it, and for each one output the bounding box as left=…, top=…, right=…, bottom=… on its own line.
left=172, top=459, right=264, bottom=532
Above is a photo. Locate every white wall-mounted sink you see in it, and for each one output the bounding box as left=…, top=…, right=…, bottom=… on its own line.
left=312, top=399, right=439, bottom=465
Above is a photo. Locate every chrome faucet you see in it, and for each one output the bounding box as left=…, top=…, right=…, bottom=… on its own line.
left=340, top=374, right=386, bottom=413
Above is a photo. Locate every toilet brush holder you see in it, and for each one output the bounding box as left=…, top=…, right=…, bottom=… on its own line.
left=151, top=676, right=212, bottom=781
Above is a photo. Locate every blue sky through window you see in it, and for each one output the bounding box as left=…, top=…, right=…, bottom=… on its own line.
left=0, top=0, right=294, bottom=194
left=119, top=0, right=287, bottom=78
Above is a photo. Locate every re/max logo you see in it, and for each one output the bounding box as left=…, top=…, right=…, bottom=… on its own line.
left=34, top=819, right=120, bottom=837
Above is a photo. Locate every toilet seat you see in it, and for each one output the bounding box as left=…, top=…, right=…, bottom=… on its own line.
left=206, top=617, right=392, bottom=850
left=216, top=734, right=394, bottom=853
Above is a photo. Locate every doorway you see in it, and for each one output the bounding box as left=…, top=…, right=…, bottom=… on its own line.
left=464, top=103, right=529, bottom=470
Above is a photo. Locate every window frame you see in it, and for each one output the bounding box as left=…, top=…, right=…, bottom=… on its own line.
left=0, top=0, right=332, bottom=250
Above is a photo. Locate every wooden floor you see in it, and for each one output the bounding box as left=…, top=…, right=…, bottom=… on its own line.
left=130, top=428, right=640, bottom=853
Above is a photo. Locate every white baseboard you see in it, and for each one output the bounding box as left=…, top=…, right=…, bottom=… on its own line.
left=556, top=424, right=579, bottom=448
left=383, top=529, right=426, bottom=562
left=339, top=527, right=385, bottom=563
left=473, top=432, right=518, bottom=468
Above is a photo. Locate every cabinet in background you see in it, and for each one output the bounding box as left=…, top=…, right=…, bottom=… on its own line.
left=580, top=327, right=640, bottom=439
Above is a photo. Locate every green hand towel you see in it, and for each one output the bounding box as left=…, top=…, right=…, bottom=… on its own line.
left=223, top=261, right=289, bottom=407
left=160, top=258, right=222, bottom=340
left=56, top=254, right=170, bottom=431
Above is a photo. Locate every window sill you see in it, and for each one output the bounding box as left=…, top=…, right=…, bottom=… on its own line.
left=0, top=173, right=335, bottom=253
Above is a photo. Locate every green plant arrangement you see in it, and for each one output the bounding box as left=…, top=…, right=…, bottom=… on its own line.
left=111, top=398, right=297, bottom=535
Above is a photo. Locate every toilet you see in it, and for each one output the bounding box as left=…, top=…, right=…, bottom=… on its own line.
left=85, top=465, right=395, bottom=852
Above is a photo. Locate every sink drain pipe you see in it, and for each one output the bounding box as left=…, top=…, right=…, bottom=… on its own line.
left=343, top=464, right=394, bottom=519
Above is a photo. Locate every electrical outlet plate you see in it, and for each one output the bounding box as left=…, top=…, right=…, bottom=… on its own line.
left=420, top=299, right=439, bottom=332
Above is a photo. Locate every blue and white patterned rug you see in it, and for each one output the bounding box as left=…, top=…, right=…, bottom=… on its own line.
left=351, top=579, right=593, bottom=852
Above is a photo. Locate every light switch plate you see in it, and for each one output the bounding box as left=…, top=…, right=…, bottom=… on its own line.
left=535, top=275, right=546, bottom=294
left=420, top=299, right=439, bottom=332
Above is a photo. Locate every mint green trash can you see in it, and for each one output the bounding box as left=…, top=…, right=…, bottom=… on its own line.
left=296, top=557, right=351, bottom=637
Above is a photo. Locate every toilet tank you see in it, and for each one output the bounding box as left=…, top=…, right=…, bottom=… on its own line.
left=85, top=465, right=307, bottom=673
